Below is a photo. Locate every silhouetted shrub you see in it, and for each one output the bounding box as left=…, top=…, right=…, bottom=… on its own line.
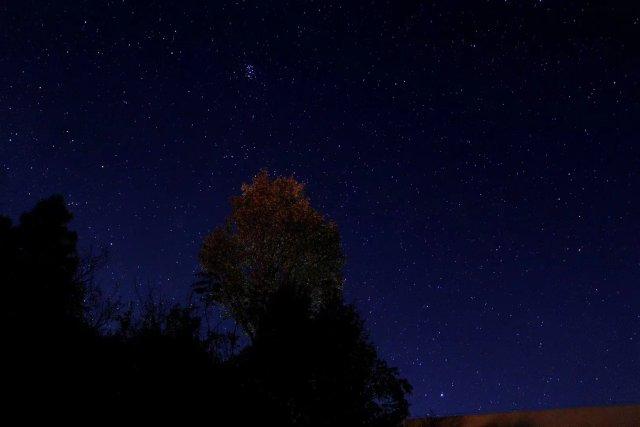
left=234, top=284, right=411, bottom=426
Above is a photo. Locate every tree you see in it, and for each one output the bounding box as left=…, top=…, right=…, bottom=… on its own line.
left=1, top=196, right=95, bottom=410
left=197, top=170, right=344, bottom=338
left=1, top=195, right=84, bottom=331
left=235, top=284, right=412, bottom=427
left=197, top=171, right=411, bottom=425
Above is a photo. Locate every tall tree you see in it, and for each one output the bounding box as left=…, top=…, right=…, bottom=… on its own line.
left=1, top=196, right=93, bottom=409
left=197, top=171, right=411, bottom=425
left=197, top=170, right=344, bottom=338
left=1, top=195, right=84, bottom=329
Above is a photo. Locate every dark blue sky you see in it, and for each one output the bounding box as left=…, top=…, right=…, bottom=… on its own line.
left=2, top=0, right=639, bottom=416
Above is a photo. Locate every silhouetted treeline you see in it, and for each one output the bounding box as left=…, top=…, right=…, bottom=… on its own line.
left=2, top=196, right=410, bottom=425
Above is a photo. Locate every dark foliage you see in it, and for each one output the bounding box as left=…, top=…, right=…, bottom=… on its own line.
left=1, top=196, right=92, bottom=408
left=1, top=195, right=84, bottom=329
left=1, top=196, right=410, bottom=424
left=234, top=284, right=411, bottom=426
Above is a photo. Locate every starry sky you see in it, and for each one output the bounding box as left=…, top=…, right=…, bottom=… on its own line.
left=2, top=0, right=639, bottom=417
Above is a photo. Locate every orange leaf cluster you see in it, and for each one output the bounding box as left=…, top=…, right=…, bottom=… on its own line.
left=199, top=170, right=344, bottom=337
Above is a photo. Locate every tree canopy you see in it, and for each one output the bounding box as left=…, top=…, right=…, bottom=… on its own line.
left=198, top=170, right=344, bottom=338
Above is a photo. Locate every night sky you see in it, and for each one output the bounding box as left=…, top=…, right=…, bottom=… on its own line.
left=2, top=0, right=640, bottom=417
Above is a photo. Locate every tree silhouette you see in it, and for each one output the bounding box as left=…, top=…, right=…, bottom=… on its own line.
left=2, top=188, right=411, bottom=425
left=235, top=283, right=412, bottom=426
left=197, top=170, right=344, bottom=338
left=1, top=195, right=95, bottom=409
left=1, top=195, right=84, bottom=330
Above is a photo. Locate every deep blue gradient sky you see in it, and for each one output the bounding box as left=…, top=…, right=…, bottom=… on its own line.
left=2, top=0, right=640, bottom=416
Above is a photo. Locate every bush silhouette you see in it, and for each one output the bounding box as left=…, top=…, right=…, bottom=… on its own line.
left=235, top=283, right=411, bottom=426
